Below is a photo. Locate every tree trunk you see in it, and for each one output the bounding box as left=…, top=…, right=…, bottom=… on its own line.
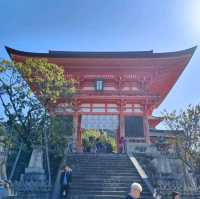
left=9, top=143, right=23, bottom=181
left=44, top=112, right=51, bottom=186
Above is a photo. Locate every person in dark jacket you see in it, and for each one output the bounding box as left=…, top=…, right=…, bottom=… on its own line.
left=60, top=165, right=72, bottom=198
left=172, top=191, right=180, bottom=199
left=125, top=182, right=142, bottom=199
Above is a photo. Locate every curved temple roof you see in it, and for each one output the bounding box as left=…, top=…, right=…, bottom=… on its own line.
left=5, top=46, right=197, bottom=110
left=5, top=46, right=197, bottom=59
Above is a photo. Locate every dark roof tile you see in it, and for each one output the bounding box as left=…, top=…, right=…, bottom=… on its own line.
left=5, top=46, right=197, bottom=59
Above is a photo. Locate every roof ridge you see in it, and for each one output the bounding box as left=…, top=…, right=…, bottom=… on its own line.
left=5, top=46, right=197, bottom=59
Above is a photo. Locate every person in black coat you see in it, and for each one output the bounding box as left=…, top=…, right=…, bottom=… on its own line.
left=60, top=165, right=72, bottom=198
left=125, top=182, right=142, bottom=199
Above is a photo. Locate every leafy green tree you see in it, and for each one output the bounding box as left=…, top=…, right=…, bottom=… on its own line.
left=49, top=116, right=73, bottom=157
left=48, top=116, right=73, bottom=182
left=82, top=130, right=116, bottom=152
left=14, top=58, right=75, bottom=105
left=14, top=58, right=75, bottom=185
left=0, top=59, right=75, bottom=184
left=0, top=60, right=44, bottom=146
left=162, top=104, right=200, bottom=169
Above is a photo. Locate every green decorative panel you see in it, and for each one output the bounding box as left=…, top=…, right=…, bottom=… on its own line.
left=125, top=116, right=144, bottom=137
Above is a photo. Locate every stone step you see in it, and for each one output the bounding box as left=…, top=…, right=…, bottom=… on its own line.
left=71, top=170, right=136, bottom=173
left=67, top=158, right=128, bottom=160
left=69, top=190, right=152, bottom=195
left=67, top=156, right=129, bottom=159
left=71, top=168, right=137, bottom=172
left=69, top=161, right=131, bottom=164
left=72, top=172, right=140, bottom=176
left=70, top=165, right=135, bottom=168
left=67, top=157, right=131, bottom=160
left=66, top=157, right=130, bottom=161
left=68, top=195, right=153, bottom=198
left=70, top=178, right=144, bottom=183
left=70, top=186, right=150, bottom=192
left=72, top=180, right=146, bottom=190
left=72, top=175, right=141, bottom=180
left=70, top=164, right=133, bottom=167
left=70, top=162, right=134, bottom=165
left=67, top=153, right=127, bottom=157
left=67, top=157, right=130, bottom=159
left=69, top=182, right=144, bottom=187
left=68, top=193, right=154, bottom=199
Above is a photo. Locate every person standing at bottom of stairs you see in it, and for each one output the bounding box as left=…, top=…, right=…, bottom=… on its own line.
left=125, top=182, right=143, bottom=199
left=60, top=165, right=72, bottom=198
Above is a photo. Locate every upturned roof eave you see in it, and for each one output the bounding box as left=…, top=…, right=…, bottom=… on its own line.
left=5, top=46, right=197, bottom=59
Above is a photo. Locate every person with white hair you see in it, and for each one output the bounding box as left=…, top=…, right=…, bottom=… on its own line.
left=172, top=191, right=181, bottom=199
left=125, top=182, right=143, bottom=199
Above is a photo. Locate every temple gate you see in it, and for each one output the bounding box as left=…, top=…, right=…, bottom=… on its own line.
left=6, top=46, right=196, bottom=152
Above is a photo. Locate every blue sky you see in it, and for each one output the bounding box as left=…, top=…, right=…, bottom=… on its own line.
left=0, top=0, right=200, bottom=120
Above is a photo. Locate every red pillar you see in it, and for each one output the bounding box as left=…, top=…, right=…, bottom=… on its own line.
left=143, top=116, right=151, bottom=144
left=119, top=112, right=125, bottom=138
left=118, top=101, right=125, bottom=152
left=117, top=112, right=125, bottom=153
left=73, top=111, right=78, bottom=152
left=73, top=112, right=82, bottom=152
left=77, top=115, right=82, bottom=152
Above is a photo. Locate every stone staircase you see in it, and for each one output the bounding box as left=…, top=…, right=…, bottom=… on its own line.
left=63, top=153, right=154, bottom=199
